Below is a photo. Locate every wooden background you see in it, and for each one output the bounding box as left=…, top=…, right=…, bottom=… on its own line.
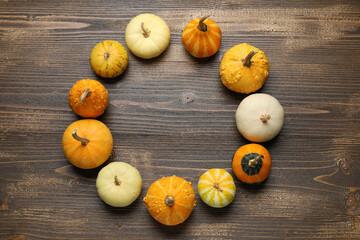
left=0, top=0, right=359, bottom=239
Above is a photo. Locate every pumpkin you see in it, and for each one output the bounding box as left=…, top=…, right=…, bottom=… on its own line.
left=68, top=79, right=108, bottom=118
left=232, top=143, right=271, bottom=184
left=125, top=13, right=171, bottom=59
left=143, top=175, right=195, bottom=226
left=96, top=162, right=142, bottom=207
left=197, top=169, right=236, bottom=208
left=62, top=119, right=113, bottom=169
left=236, top=93, right=284, bottom=142
left=182, top=15, right=221, bottom=58
left=220, top=43, right=269, bottom=94
left=89, top=40, right=128, bottom=78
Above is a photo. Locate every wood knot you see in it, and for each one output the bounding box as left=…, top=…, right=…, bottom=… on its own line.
left=345, top=190, right=360, bottom=215
left=181, top=92, right=196, bottom=104
left=336, top=157, right=352, bottom=175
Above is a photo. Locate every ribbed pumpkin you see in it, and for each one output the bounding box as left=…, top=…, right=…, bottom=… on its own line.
left=143, top=175, right=195, bottom=226
left=62, top=119, right=113, bottom=169
left=220, top=43, right=269, bottom=94
left=232, top=144, right=271, bottom=184
left=68, top=79, right=108, bottom=118
left=89, top=40, right=128, bottom=78
left=182, top=15, right=221, bottom=58
left=198, top=169, right=236, bottom=208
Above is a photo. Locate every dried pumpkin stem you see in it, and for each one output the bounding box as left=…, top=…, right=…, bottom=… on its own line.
left=248, top=155, right=263, bottom=168
left=104, top=51, right=110, bottom=59
left=79, top=88, right=92, bottom=103
left=242, top=50, right=258, bottom=67
left=260, top=114, right=271, bottom=122
left=213, top=182, right=223, bottom=192
left=197, top=14, right=210, bottom=32
left=72, top=128, right=90, bottom=146
left=141, top=22, right=151, bottom=38
left=114, top=176, right=121, bottom=186
left=165, top=196, right=175, bottom=207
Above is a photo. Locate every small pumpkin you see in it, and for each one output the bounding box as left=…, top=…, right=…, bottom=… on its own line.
left=232, top=143, right=271, bottom=184
left=68, top=79, right=108, bottom=118
left=182, top=15, right=221, bottom=58
left=236, top=93, right=284, bottom=142
left=89, top=40, right=128, bottom=78
left=220, top=43, right=269, bottom=94
left=197, top=169, right=236, bottom=208
left=62, top=119, right=113, bottom=169
left=143, top=175, right=195, bottom=226
left=96, top=162, right=142, bottom=207
left=125, top=13, right=171, bottom=59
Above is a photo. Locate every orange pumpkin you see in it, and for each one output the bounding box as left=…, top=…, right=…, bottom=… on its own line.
left=143, top=175, right=195, bottom=226
left=62, top=119, right=113, bottom=169
left=232, top=144, right=271, bottom=184
left=68, top=79, right=108, bottom=118
left=182, top=15, right=221, bottom=58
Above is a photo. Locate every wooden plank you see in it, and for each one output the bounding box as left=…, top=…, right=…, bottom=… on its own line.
left=0, top=0, right=359, bottom=239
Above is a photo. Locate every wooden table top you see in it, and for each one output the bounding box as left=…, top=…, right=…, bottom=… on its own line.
left=1, top=0, right=359, bottom=239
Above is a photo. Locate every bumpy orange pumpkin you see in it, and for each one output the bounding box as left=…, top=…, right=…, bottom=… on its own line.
left=232, top=144, right=271, bottom=184
left=68, top=79, right=108, bottom=118
left=143, top=175, right=195, bottom=226
left=62, top=119, right=113, bottom=169
left=220, top=43, right=269, bottom=94
left=90, top=40, right=128, bottom=78
left=182, top=15, right=221, bottom=58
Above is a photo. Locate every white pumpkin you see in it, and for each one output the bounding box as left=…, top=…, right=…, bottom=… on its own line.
left=96, top=162, right=142, bottom=207
left=235, top=93, right=284, bottom=142
left=125, top=13, right=171, bottom=59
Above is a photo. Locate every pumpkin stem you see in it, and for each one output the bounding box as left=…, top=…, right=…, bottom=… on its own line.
left=242, top=50, right=258, bottom=67
left=141, top=22, right=151, bottom=38
left=165, top=196, right=175, bottom=207
left=213, top=182, right=223, bottom=192
left=260, top=114, right=271, bottom=123
left=104, top=51, right=110, bottom=59
left=248, top=155, right=263, bottom=168
left=197, top=14, right=210, bottom=32
left=79, top=88, right=92, bottom=103
left=72, top=128, right=90, bottom=146
left=114, top=176, right=121, bottom=186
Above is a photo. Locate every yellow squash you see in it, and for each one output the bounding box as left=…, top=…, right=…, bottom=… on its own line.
left=220, top=43, right=269, bottom=94
left=197, top=169, right=236, bottom=208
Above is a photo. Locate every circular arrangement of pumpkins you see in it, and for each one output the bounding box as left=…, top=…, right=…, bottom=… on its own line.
left=61, top=13, right=285, bottom=226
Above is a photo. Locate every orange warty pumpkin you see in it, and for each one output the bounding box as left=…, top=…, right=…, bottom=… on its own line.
left=232, top=144, right=271, bottom=184
left=62, top=119, right=113, bottom=169
left=68, top=79, right=108, bottom=118
left=143, top=175, right=195, bottom=226
left=182, top=15, right=221, bottom=58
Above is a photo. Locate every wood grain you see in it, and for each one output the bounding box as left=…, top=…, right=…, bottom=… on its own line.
left=0, top=0, right=359, bottom=239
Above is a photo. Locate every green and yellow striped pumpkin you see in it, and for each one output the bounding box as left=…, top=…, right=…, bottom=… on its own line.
left=182, top=15, right=221, bottom=58
left=197, top=169, right=236, bottom=208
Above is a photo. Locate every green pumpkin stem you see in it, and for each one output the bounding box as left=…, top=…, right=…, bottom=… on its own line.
left=248, top=155, right=263, bottom=168
left=197, top=14, right=210, bottom=32
left=79, top=88, right=92, bottom=103
left=165, top=196, right=175, bottom=207
left=141, top=22, right=151, bottom=38
left=242, top=50, right=258, bottom=67
left=72, top=128, right=90, bottom=146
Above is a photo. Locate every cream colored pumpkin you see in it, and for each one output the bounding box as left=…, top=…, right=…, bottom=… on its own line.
left=96, top=162, right=142, bottom=207
left=125, top=13, right=171, bottom=59
left=236, top=93, right=284, bottom=142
